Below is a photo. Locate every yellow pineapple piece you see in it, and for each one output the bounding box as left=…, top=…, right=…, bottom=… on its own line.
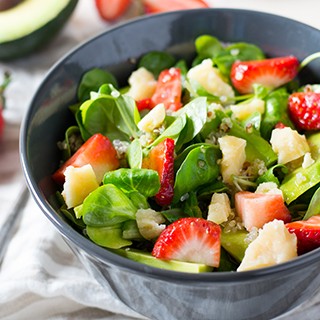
left=137, top=103, right=166, bottom=133
left=187, top=59, right=235, bottom=103
left=270, top=127, right=310, bottom=164
left=126, top=67, right=157, bottom=101
left=207, top=193, right=232, bottom=224
left=237, top=220, right=297, bottom=271
left=231, top=98, right=265, bottom=121
left=62, top=164, right=99, bottom=209
left=218, top=135, right=247, bottom=184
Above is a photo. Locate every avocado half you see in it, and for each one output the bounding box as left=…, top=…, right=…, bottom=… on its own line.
left=0, top=0, right=78, bottom=60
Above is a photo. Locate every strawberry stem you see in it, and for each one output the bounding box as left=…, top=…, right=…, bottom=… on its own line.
left=299, top=52, right=320, bottom=71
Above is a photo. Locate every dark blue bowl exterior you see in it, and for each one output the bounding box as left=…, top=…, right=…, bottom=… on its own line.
left=21, top=9, right=320, bottom=320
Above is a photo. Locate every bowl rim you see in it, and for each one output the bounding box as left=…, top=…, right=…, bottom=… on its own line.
left=20, top=7, right=320, bottom=283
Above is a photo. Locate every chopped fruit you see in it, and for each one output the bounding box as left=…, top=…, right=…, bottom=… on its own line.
left=136, top=98, right=153, bottom=112
left=52, top=133, right=120, bottom=185
left=95, top=0, right=132, bottom=21
left=218, top=135, right=246, bottom=184
left=152, top=217, right=221, bottom=267
left=255, top=182, right=283, bottom=196
left=270, top=127, right=310, bottom=164
left=207, top=193, right=232, bottom=224
left=144, top=0, right=209, bottom=13
left=230, top=56, right=299, bottom=94
left=151, top=67, right=182, bottom=112
left=142, top=138, right=175, bottom=206
left=187, top=59, right=235, bottom=103
left=237, top=220, right=297, bottom=271
left=221, top=230, right=249, bottom=262
left=136, top=208, right=166, bottom=240
left=137, top=103, right=166, bottom=133
left=127, top=67, right=157, bottom=101
left=288, top=92, right=320, bottom=130
left=286, top=215, right=320, bottom=255
left=230, top=97, right=265, bottom=121
left=62, top=164, right=99, bottom=209
left=235, top=191, right=292, bottom=231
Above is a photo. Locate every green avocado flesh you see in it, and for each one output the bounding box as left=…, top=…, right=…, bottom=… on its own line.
left=0, top=0, right=78, bottom=60
left=112, top=248, right=214, bottom=273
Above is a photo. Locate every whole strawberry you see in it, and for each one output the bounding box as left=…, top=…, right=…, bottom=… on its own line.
left=288, top=91, right=320, bottom=130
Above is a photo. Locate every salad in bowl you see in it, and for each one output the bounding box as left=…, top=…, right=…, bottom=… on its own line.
left=51, top=34, right=320, bottom=273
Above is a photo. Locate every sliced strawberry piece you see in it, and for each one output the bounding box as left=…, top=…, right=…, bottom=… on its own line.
left=288, top=91, right=320, bottom=130
left=230, top=56, right=299, bottom=94
left=52, top=133, right=120, bottom=185
left=142, top=138, right=175, bottom=206
left=95, top=0, right=132, bottom=21
left=286, top=215, right=320, bottom=255
left=235, top=191, right=292, bottom=231
left=151, top=68, right=182, bottom=112
left=136, top=98, right=153, bottom=112
left=144, top=0, right=209, bottom=14
left=152, top=217, right=221, bottom=267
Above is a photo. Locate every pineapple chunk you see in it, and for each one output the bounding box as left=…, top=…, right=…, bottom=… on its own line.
left=187, top=59, right=235, bottom=102
left=302, top=152, right=315, bottom=169
left=270, top=127, right=310, bottom=164
left=230, top=98, right=265, bottom=121
left=62, top=164, right=99, bottom=209
left=255, top=182, right=283, bottom=196
left=136, top=208, right=166, bottom=240
left=237, top=220, right=297, bottom=271
left=207, top=193, right=232, bottom=224
left=126, top=67, right=157, bottom=101
left=137, top=103, right=166, bottom=133
left=218, top=135, right=247, bottom=184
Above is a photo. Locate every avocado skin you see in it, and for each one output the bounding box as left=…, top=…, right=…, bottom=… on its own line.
left=0, top=0, right=78, bottom=60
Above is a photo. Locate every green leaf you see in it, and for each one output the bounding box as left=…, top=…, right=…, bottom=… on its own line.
left=138, top=51, right=176, bottom=77
left=303, top=186, right=320, bottom=220
left=82, top=184, right=137, bottom=227
left=77, top=68, right=118, bottom=102
left=127, top=139, right=143, bottom=169
left=195, top=35, right=224, bottom=59
left=103, top=168, right=160, bottom=198
left=173, top=144, right=221, bottom=203
left=86, top=225, right=132, bottom=249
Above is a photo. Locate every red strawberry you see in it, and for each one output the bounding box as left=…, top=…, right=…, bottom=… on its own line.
left=52, top=133, right=120, bottom=185
left=152, top=217, right=221, bottom=267
left=136, top=98, right=153, bottom=112
left=230, top=56, right=299, bottom=94
left=288, top=91, right=320, bottom=130
left=286, top=215, right=320, bottom=255
left=235, top=191, right=292, bottom=231
left=95, top=0, right=132, bottom=21
left=142, top=138, right=175, bottom=206
left=151, top=68, right=182, bottom=112
left=144, top=0, right=209, bottom=14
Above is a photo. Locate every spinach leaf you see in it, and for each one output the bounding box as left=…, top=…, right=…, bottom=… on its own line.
left=173, top=144, right=221, bottom=203
left=256, top=164, right=288, bottom=186
left=138, top=51, right=176, bottom=77
left=86, top=225, right=132, bottom=249
left=303, top=186, right=320, bottom=220
left=127, top=139, right=143, bottom=169
left=79, top=84, right=140, bottom=141
left=77, top=68, right=118, bottom=102
left=103, top=168, right=160, bottom=198
left=260, top=88, right=294, bottom=140
left=82, top=184, right=137, bottom=227
left=195, top=35, right=224, bottom=60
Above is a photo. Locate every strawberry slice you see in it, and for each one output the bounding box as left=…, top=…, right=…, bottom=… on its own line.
left=136, top=98, right=153, bottom=112
left=144, top=0, right=209, bottom=13
left=288, top=91, right=320, bottom=130
left=230, top=56, right=299, bottom=94
left=142, top=138, right=175, bottom=206
left=95, top=0, right=132, bottom=21
left=151, top=68, right=182, bottom=112
left=52, top=133, right=120, bottom=185
left=152, top=217, right=221, bottom=267
left=235, top=191, right=292, bottom=231
left=286, top=215, right=320, bottom=255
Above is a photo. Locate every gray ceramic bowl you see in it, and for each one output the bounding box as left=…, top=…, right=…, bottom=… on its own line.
left=21, top=9, right=320, bottom=320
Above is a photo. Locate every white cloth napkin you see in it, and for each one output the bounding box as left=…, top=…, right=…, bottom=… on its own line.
left=1, top=1, right=320, bottom=319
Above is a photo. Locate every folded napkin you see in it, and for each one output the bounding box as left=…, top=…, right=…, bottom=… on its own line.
left=1, top=1, right=320, bottom=319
